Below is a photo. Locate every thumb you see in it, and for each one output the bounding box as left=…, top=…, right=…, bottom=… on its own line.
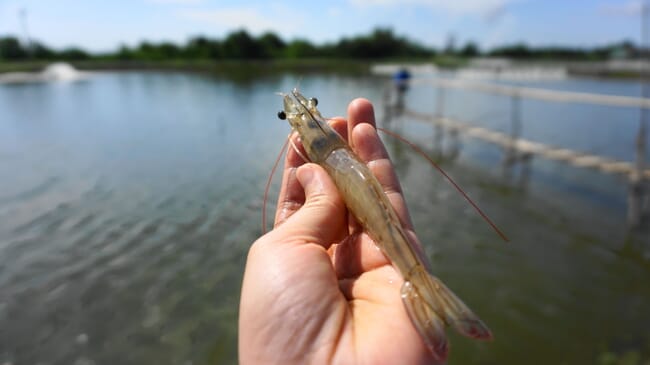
left=272, top=163, right=346, bottom=248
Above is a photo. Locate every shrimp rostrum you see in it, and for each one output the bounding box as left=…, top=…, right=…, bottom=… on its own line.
left=278, top=89, right=493, bottom=360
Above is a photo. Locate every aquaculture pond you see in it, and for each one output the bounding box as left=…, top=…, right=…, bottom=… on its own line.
left=1, top=70, right=648, bottom=364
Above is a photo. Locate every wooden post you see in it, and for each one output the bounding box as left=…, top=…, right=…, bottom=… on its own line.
left=518, top=153, right=533, bottom=190
left=381, top=85, right=393, bottom=127
left=433, top=86, right=445, bottom=155
left=638, top=1, right=649, bottom=181
left=628, top=4, right=650, bottom=230
left=503, top=93, right=522, bottom=181
left=449, top=128, right=460, bottom=159
left=628, top=82, right=650, bottom=228
left=395, top=85, right=406, bottom=115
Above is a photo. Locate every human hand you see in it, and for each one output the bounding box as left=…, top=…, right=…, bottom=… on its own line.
left=238, top=99, right=437, bottom=365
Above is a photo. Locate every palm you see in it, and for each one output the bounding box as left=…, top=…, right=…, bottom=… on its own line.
left=244, top=229, right=433, bottom=364
left=330, top=233, right=433, bottom=365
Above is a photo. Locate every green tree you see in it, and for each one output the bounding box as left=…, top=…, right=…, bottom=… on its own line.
left=285, top=39, right=318, bottom=58
left=133, top=41, right=181, bottom=60
left=158, top=42, right=181, bottom=59
left=459, top=42, right=480, bottom=57
left=184, top=36, right=221, bottom=59
left=222, top=30, right=264, bottom=59
left=116, top=44, right=134, bottom=60
left=336, top=29, right=393, bottom=58
left=334, top=28, right=432, bottom=59
left=31, top=41, right=55, bottom=59
left=258, top=32, right=286, bottom=58
left=0, top=37, right=28, bottom=60
left=134, top=41, right=159, bottom=60
left=489, top=43, right=533, bottom=58
left=59, top=47, right=90, bottom=60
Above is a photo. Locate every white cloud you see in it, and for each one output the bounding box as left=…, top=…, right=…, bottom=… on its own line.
left=180, top=6, right=304, bottom=36
left=349, top=0, right=516, bottom=16
left=599, top=1, right=644, bottom=17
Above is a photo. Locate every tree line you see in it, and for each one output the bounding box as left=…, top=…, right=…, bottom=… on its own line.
left=0, top=28, right=637, bottom=62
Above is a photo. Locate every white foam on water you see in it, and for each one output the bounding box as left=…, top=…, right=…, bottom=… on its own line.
left=0, top=62, right=91, bottom=84
left=41, top=63, right=85, bottom=81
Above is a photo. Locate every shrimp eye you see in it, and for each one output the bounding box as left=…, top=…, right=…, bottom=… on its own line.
left=277, top=111, right=287, bottom=120
left=310, top=97, right=318, bottom=106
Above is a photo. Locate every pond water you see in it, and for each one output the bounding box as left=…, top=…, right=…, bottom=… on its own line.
left=1, top=70, right=649, bottom=364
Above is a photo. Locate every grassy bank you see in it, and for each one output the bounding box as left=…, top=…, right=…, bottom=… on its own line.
left=0, top=59, right=375, bottom=77
left=0, top=57, right=468, bottom=76
left=0, top=61, right=50, bottom=73
left=1, top=58, right=647, bottom=80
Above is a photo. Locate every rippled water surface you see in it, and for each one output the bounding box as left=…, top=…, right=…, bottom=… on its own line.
left=1, top=71, right=649, bottom=364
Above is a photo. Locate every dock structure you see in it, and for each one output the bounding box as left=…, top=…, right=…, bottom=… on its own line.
left=383, top=77, right=650, bottom=228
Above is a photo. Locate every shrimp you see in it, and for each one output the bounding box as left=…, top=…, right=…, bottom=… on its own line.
left=277, top=89, right=492, bottom=361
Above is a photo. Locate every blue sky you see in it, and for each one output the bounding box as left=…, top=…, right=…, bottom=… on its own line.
left=0, top=0, right=644, bottom=52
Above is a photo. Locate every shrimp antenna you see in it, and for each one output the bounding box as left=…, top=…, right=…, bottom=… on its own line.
left=377, top=127, right=509, bottom=242
left=262, top=136, right=291, bottom=234
left=289, top=134, right=310, bottom=164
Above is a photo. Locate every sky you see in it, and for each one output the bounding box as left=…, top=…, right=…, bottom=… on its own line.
left=0, top=0, right=645, bottom=52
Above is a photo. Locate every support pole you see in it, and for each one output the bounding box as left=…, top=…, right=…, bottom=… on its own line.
left=628, top=0, right=650, bottom=230
left=381, top=85, right=393, bottom=127
left=433, top=86, right=445, bottom=155
left=503, top=93, right=522, bottom=181
left=637, top=0, right=649, bottom=180
left=518, top=153, right=533, bottom=190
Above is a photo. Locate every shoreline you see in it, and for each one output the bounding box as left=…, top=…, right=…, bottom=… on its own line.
left=1, top=59, right=649, bottom=80
left=0, top=59, right=373, bottom=77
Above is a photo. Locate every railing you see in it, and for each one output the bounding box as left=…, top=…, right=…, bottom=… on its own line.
left=383, top=77, right=650, bottom=228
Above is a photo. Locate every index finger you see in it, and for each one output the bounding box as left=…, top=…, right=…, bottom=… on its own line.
left=347, top=99, right=415, bottom=231
left=347, top=98, right=375, bottom=150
